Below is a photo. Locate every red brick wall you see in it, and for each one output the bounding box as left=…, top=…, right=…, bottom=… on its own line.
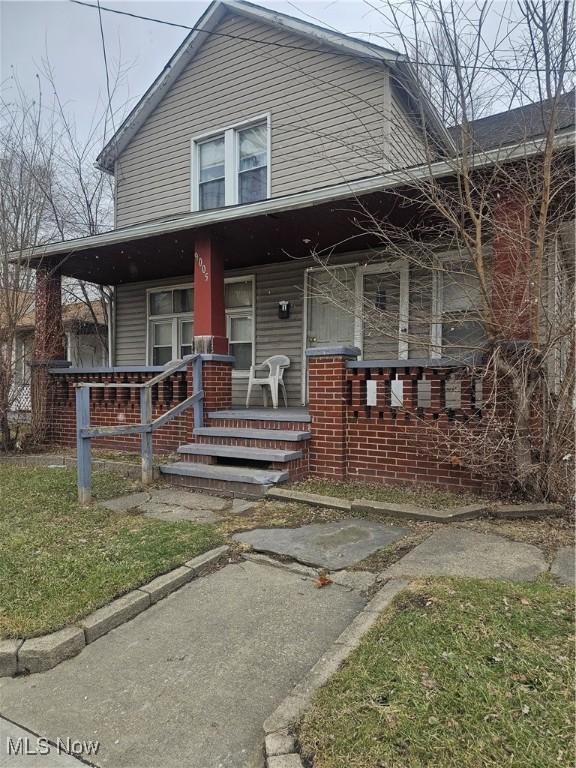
left=202, top=361, right=232, bottom=412
left=49, top=358, right=234, bottom=455
left=31, top=266, right=66, bottom=442
left=51, top=370, right=191, bottom=455
left=307, top=355, right=350, bottom=479
left=346, top=367, right=483, bottom=491
left=307, top=354, right=484, bottom=492
left=491, top=192, right=532, bottom=339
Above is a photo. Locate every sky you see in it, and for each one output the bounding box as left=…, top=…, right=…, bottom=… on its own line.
left=1, top=0, right=397, bottom=147
left=0, top=0, right=557, bottom=152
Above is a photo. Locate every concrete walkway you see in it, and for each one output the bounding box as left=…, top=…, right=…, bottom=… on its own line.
left=381, top=528, right=559, bottom=582
left=0, top=561, right=364, bottom=768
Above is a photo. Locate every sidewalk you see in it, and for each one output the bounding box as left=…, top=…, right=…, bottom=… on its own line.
left=0, top=561, right=365, bottom=768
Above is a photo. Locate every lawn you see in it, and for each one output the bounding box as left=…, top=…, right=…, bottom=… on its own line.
left=299, top=579, right=575, bottom=768
left=291, top=479, right=486, bottom=510
left=0, top=466, right=223, bottom=639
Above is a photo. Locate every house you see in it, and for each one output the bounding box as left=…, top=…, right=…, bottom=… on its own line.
left=8, top=293, right=107, bottom=414
left=21, top=0, right=574, bottom=496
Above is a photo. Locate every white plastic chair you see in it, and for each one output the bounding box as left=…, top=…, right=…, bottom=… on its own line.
left=246, top=355, right=290, bottom=408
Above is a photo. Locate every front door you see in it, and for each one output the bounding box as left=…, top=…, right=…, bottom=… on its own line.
left=303, top=265, right=358, bottom=402
left=306, top=266, right=357, bottom=347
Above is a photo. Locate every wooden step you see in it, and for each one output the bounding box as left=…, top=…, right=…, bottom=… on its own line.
left=177, top=443, right=303, bottom=463
left=193, top=427, right=311, bottom=442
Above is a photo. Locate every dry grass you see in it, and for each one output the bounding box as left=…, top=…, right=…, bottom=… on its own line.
left=0, top=466, right=223, bottom=638
left=299, top=579, right=575, bottom=768
left=291, top=478, right=487, bottom=509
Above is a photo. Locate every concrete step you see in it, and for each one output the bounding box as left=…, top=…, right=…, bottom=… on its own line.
left=193, top=427, right=311, bottom=442
left=178, top=443, right=303, bottom=463
left=159, top=462, right=289, bottom=486
left=208, top=409, right=311, bottom=423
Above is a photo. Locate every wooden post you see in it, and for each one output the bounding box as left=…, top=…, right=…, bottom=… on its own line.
left=76, top=386, right=92, bottom=505
left=140, top=387, right=154, bottom=486
left=192, top=355, right=203, bottom=429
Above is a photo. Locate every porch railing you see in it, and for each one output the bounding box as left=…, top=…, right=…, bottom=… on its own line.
left=74, top=355, right=203, bottom=504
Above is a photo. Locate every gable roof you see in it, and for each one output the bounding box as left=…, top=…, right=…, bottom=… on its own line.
left=96, top=0, right=450, bottom=173
left=449, top=90, right=575, bottom=151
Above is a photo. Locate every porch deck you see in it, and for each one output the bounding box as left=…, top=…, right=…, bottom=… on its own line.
left=208, top=407, right=311, bottom=423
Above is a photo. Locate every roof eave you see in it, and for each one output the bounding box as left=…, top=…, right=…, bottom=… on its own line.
left=25, top=127, right=575, bottom=265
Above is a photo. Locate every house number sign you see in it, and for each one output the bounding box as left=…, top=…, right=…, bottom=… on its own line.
left=194, top=251, right=209, bottom=282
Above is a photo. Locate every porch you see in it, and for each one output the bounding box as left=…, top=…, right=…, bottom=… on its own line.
left=23, top=181, right=527, bottom=497
left=46, top=352, right=484, bottom=499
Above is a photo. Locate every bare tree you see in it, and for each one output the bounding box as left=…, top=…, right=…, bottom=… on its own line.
left=0, top=64, right=122, bottom=449
left=0, top=82, right=59, bottom=448
left=310, top=0, right=575, bottom=502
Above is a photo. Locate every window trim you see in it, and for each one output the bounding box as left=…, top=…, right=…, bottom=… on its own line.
left=224, top=275, right=256, bottom=378
left=145, top=276, right=255, bottom=376
left=190, top=114, right=271, bottom=211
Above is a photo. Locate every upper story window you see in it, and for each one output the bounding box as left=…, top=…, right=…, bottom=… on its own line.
left=237, top=124, right=268, bottom=204
left=198, top=136, right=225, bottom=210
left=192, top=117, right=269, bottom=211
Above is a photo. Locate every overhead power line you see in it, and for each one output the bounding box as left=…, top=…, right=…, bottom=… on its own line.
left=69, top=0, right=575, bottom=75
left=96, top=0, right=116, bottom=146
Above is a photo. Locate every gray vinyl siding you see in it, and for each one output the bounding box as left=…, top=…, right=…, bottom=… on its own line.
left=114, top=12, right=426, bottom=228
left=388, top=85, right=428, bottom=167
left=114, top=263, right=307, bottom=407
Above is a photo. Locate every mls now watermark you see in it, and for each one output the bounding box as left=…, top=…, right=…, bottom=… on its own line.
left=6, top=736, right=100, bottom=758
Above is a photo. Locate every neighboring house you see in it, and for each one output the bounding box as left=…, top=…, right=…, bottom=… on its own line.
left=20, top=0, right=574, bottom=493
left=10, top=298, right=107, bottom=413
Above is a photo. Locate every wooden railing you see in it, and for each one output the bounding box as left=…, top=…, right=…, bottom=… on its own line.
left=73, top=355, right=203, bottom=504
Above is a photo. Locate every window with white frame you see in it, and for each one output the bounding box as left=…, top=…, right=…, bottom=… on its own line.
left=357, top=258, right=486, bottom=362
left=148, top=287, right=194, bottom=365
left=147, top=278, right=254, bottom=369
left=193, top=118, right=269, bottom=211
left=198, top=136, right=225, bottom=210
left=225, top=278, right=254, bottom=372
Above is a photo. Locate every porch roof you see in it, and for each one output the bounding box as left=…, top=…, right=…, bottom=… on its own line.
left=20, top=128, right=574, bottom=285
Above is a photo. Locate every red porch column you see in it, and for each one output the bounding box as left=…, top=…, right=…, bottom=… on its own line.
left=31, top=265, right=68, bottom=443
left=193, top=232, right=228, bottom=355
left=191, top=232, right=233, bottom=424
left=491, top=191, right=532, bottom=340
left=306, top=346, right=359, bottom=480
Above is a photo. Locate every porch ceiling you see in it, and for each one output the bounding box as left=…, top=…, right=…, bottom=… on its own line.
left=29, top=190, right=424, bottom=285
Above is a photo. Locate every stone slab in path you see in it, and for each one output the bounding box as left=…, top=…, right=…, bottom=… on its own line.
left=550, top=546, right=575, bottom=586
left=234, top=520, right=409, bottom=570
left=0, top=561, right=363, bottom=768
left=382, top=528, right=548, bottom=582
left=101, top=488, right=236, bottom=523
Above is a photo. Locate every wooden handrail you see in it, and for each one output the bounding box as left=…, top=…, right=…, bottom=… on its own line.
left=75, top=355, right=203, bottom=504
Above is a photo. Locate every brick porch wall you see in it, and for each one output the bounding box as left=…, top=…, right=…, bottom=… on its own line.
left=307, top=349, right=485, bottom=492
left=48, top=357, right=234, bottom=456
left=346, top=367, right=484, bottom=491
